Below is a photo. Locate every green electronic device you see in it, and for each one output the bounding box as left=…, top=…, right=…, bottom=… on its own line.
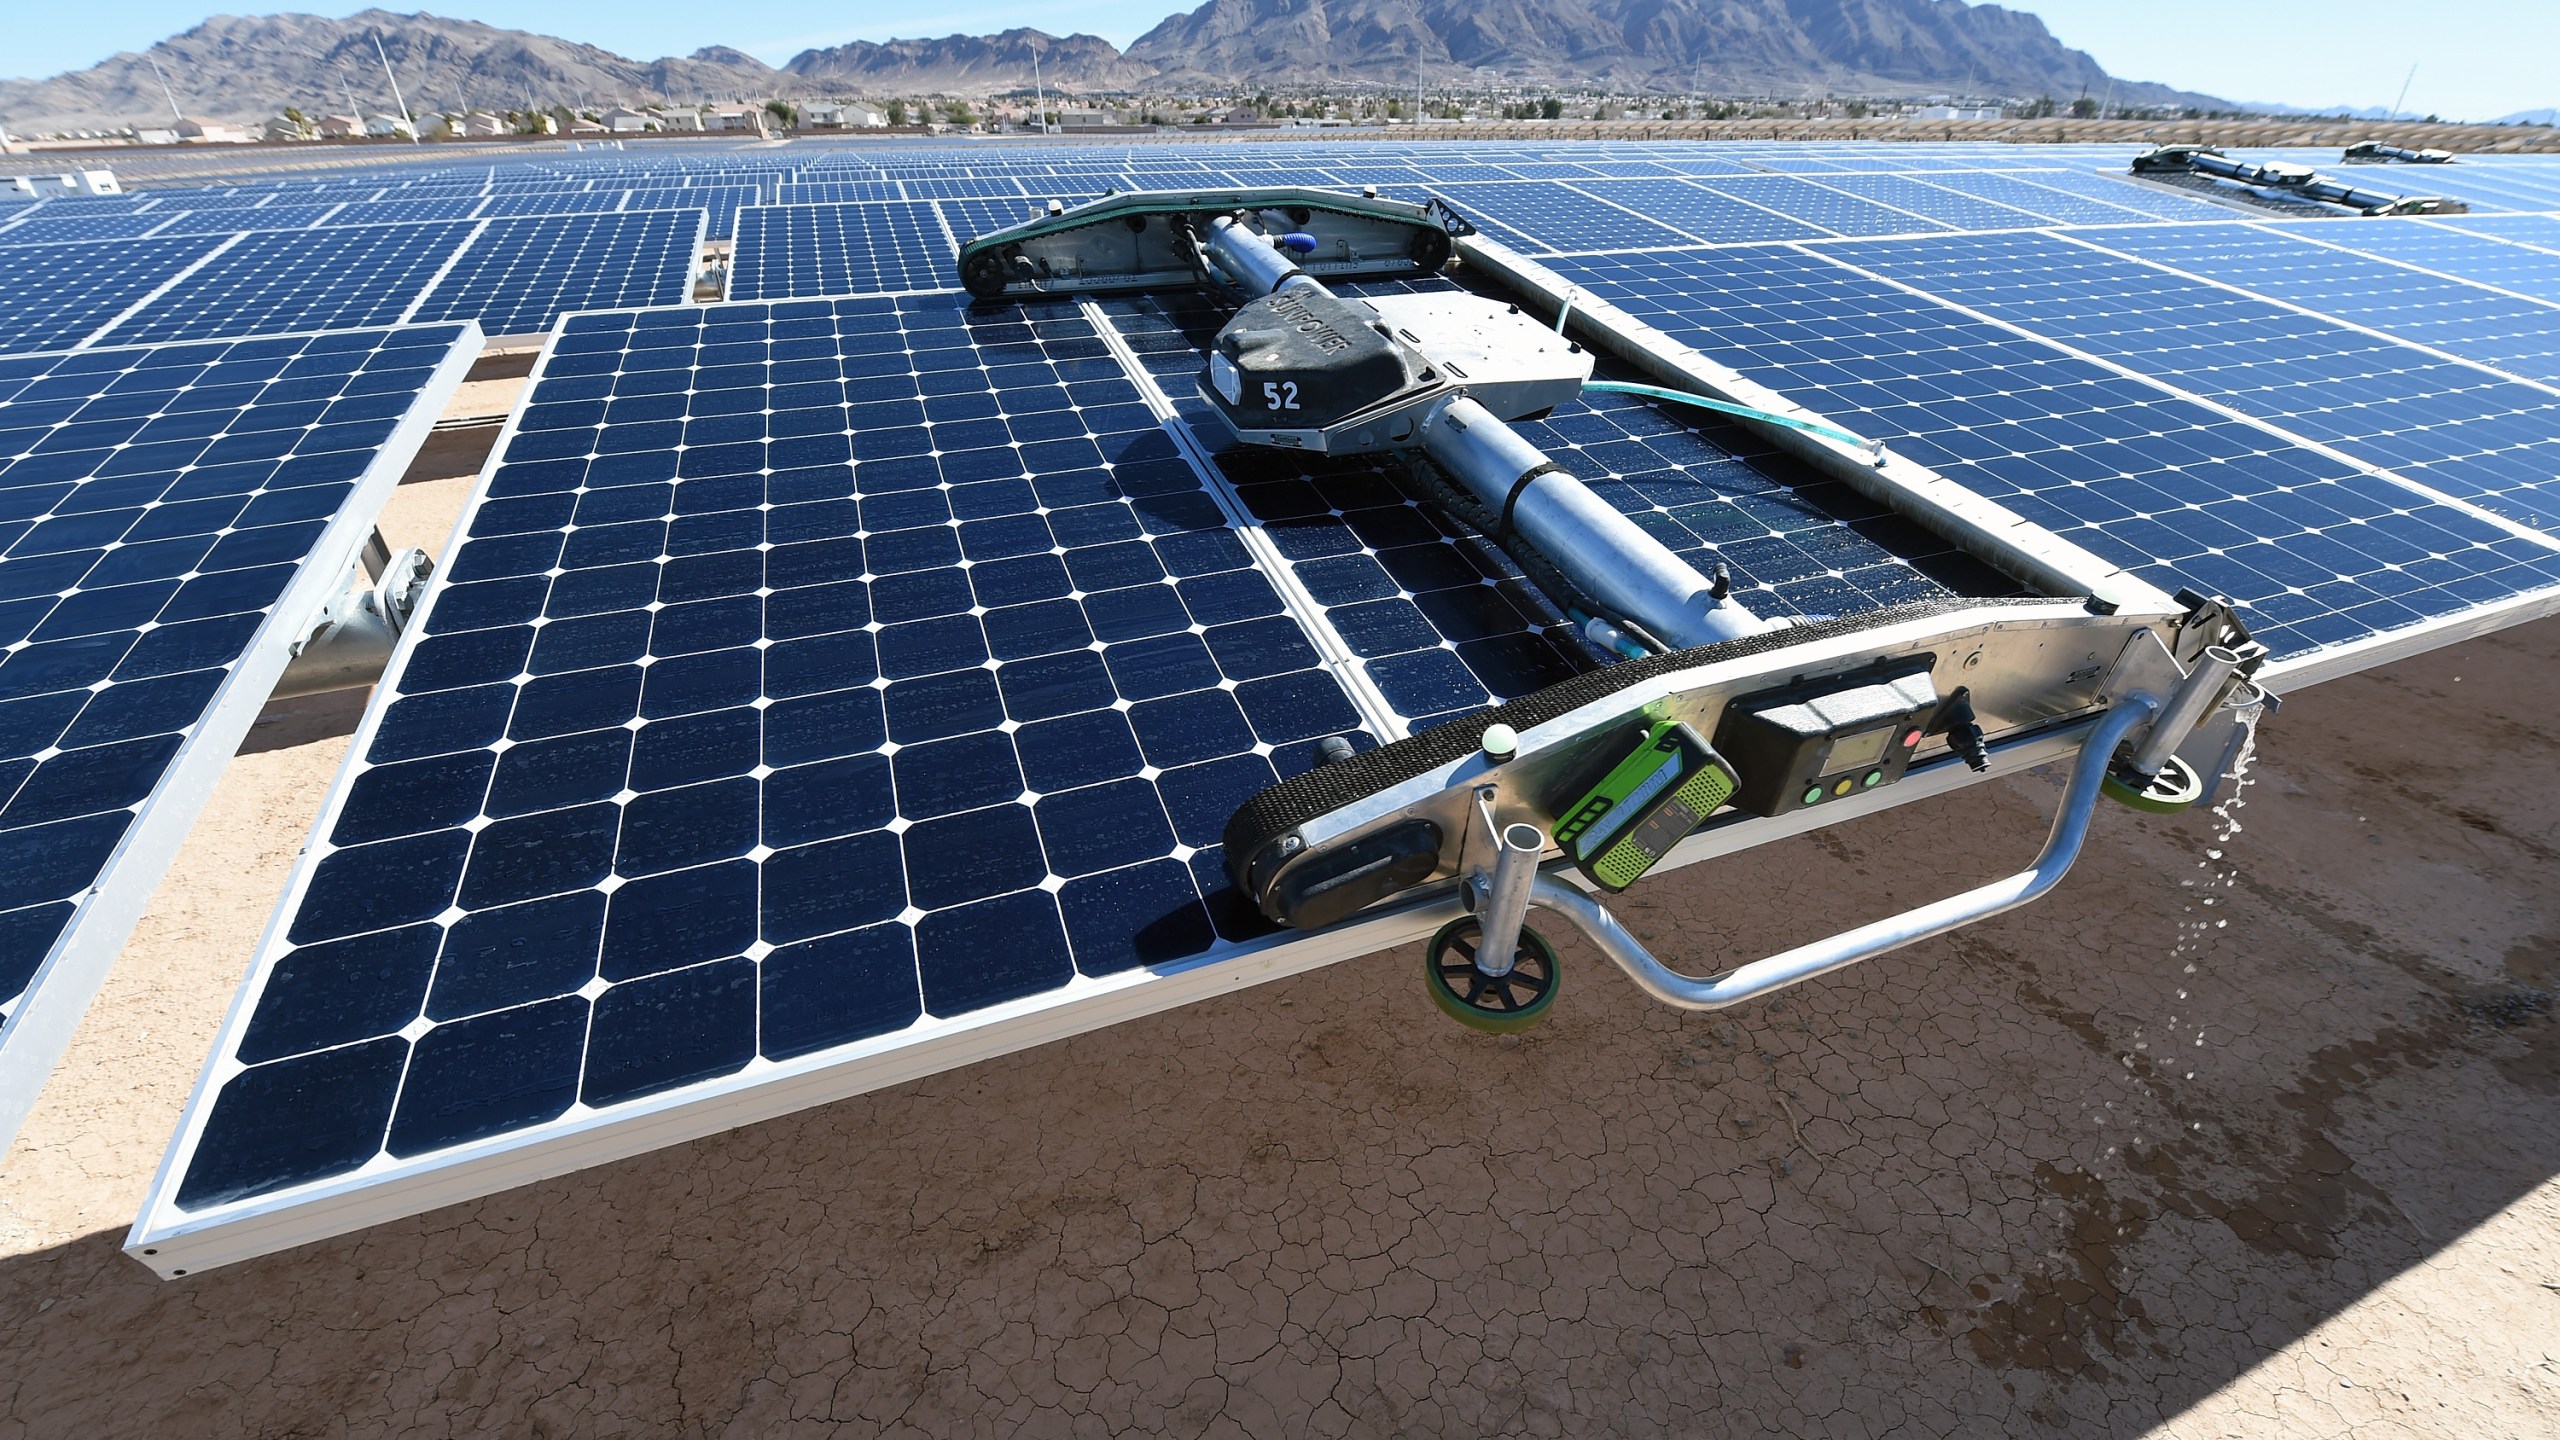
left=1551, top=721, right=1740, bottom=892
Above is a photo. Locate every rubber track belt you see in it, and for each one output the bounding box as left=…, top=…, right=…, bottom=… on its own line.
left=1222, top=596, right=2085, bottom=902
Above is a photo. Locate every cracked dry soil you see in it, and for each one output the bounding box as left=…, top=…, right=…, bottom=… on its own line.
left=0, top=497, right=2553, bottom=1433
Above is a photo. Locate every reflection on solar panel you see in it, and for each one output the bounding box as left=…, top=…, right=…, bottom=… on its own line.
left=1435, top=182, right=1698, bottom=254
left=0, top=213, right=170, bottom=246
left=2077, top=222, right=2560, bottom=384
left=1830, top=230, right=2560, bottom=531
left=0, top=235, right=228, bottom=355
left=143, top=203, right=342, bottom=237
left=94, top=222, right=476, bottom=347
left=138, top=293, right=1394, bottom=1239
left=728, top=203, right=953, bottom=298
left=410, top=210, right=705, bottom=339
left=0, top=323, right=476, bottom=1145
left=1544, top=244, right=2560, bottom=658
left=1563, top=180, right=1826, bottom=244
left=2289, top=218, right=2560, bottom=306
left=1690, top=175, right=1951, bottom=237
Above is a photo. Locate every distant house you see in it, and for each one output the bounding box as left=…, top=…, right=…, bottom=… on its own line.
left=263, top=115, right=310, bottom=142
left=1215, top=106, right=1261, bottom=125
left=463, top=111, right=505, bottom=138
left=175, top=118, right=252, bottom=143
left=363, top=113, right=414, bottom=138
left=134, top=127, right=181, bottom=147
left=1915, top=106, right=2002, bottom=121
left=705, top=103, right=770, bottom=136
left=524, top=112, right=559, bottom=135
left=799, top=102, right=846, bottom=127
left=317, top=114, right=362, bottom=138
left=567, top=117, right=608, bottom=136
left=603, top=107, right=653, bottom=134
left=846, top=102, right=888, bottom=127
left=655, top=108, right=705, bottom=132
left=1058, top=107, right=1117, bottom=127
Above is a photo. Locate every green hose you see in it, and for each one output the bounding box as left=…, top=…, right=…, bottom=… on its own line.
left=1582, top=380, right=1878, bottom=454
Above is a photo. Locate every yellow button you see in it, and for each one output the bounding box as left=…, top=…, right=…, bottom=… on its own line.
left=1832, top=778, right=1854, bottom=796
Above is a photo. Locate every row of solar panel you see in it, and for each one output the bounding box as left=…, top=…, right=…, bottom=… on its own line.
left=0, top=210, right=705, bottom=355
left=0, top=189, right=760, bottom=244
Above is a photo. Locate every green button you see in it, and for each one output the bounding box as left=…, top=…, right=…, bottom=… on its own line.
left=1863, top=770, right=1884, bottom=788
left=1802, top=786, right=1823, bottom=806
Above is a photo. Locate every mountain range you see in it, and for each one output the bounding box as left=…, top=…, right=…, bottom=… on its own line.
left=0, top=3, right=2224, bottom=135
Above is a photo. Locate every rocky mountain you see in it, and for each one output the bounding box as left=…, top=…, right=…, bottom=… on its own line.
left=1127, top=0, right=2217, bottom=106
left=0, top=10, right=785, bottom=133
left=0, top=2, right=2225, bottom=136
left=783, top=30, right=1151, bottom=93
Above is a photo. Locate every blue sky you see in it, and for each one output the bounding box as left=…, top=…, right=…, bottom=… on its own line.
left=6, top=1, right=2553, bottom=122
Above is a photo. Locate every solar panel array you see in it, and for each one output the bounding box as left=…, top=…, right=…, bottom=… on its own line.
left=15, top=136, right=2547, bottom=1273
left=0, top=323, right=475, bottom=1137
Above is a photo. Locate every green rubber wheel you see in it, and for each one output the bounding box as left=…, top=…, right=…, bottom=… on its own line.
left=1425, top=916, right=1560, bottom=1033
left=2102, top=754, right=2207, bottom=814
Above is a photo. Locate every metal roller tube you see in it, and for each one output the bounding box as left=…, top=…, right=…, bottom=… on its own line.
left=2129, top=644, right=2244, bottom=777
left=1472, top=821, right=1546, bottom=978
left=1421, top=395, right=1771, bottom=648
left=1201, top=215, right=1309, bottom=298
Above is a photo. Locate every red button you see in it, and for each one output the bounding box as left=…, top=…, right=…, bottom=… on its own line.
left=1903, top=728, right=1923, bottom=747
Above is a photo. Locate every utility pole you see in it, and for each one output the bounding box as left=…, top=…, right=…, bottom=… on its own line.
left=2100, top=77, right=2115, bottom=122
left=1415, top=34, right=1424, bottom=123
left=373, top=30, right=419, bottom=142
left=2388, top=63, right=2418, bottom=122
left=1031, top=44, right=1049, bottom=134
left=146, top=56, right=185, bottom=123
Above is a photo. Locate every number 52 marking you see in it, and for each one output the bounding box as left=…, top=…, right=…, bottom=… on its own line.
left=1262, top=380, right=1301, bottom=411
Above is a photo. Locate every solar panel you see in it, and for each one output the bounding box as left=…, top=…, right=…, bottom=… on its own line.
left=142, top=203, right=343, bottom=238
left=1805, top=172, right=2051, bottom=230
left=408, top=210, right=705, bottom=340
left=0, top=323, right=478, bottom=1150
left=2280, top=217, right=2560, bottom=307
left=1542, top=244, right=2560, bottom=658
left=2075, top=222, right=2560, bottom=385
left=1561, top=180, right=1827, bottom=244
left=0, top=234, right=230, bottom=356
left=728, top=203, right=953, bottom=299
left=91, top=222, right=477, bottom=348
left=128, top=291, right=1435, bottom=1262
left=1433, top=182, right=1698, bottom=254
left=619, top=186, right=758, bottom=240
left=1831, top=229, right=2560, bottom=532
left=1688, top=175, right=1952, bottom=237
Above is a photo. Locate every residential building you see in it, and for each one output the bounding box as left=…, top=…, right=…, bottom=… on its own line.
left=603, top=107, right=653, bottom=133
left=463, top=111, right=505, bottom=137
left=317, top=114, right=361, bottom=138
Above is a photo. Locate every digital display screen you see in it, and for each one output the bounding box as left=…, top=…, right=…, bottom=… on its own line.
left=1823, top=724, right=1894, bottom=773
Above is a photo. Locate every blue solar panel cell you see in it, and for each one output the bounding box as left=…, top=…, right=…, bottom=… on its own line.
left=1432, top=182, right=1698, bottom=254
left=0, top=213, right=171, bottom=245
left=479, top=192, right=625, bottom=217
left=0, top=323, right=474, bottom=1135
left=1689, top=175, right=1951, bottom=237
left=1565, top=180, right=1826, bottom=244
left=2282, top=218, right=2560, bottom=307
left=92, top=222, right=476, bottom=347
left=0, top=235, right=229, bottom=355
left=728, top=203, right=952, bottom=298
left=323, top=197, right=488, bottom=226
left=1545, top=245, right=2560, bottom=658
left=410, top=210, right=704, bottom=338
left=154, top=292, right=1398, bottom=1214
left=1831, top=229, right=2560, bottom=532
left=621, top=186, right=758, bottom=240
left=143, top=203, right=343, bottom=237
left=2074, top=222, right=2560, bottom=386
left=1917, top=171, right=2158, bottom=225
left=1798, top=173, right=2049, bottom=231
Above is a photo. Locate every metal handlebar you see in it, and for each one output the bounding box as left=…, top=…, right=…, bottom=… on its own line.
left=1523, top=695, right=2160, bottom=1011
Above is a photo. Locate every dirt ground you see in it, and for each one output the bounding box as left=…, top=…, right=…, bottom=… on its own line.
left=0, top=360, right=2554, bottom=1436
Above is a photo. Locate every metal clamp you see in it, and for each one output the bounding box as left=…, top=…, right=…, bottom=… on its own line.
left=1520, top=695, right=2160, bottom=1011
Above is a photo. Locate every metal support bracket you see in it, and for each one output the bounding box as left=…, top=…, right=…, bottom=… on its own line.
left=272, top=532, right=433, bottom=701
